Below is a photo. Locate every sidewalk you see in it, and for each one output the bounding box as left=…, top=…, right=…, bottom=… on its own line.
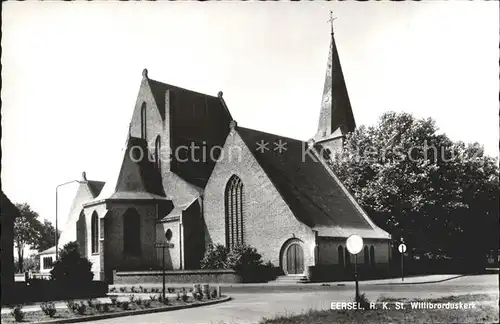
left=109, top=274, right=463, bottom=288
left=322, top=274, right=464, bottom=286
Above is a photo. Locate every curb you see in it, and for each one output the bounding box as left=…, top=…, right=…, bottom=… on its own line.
left=373, top=274, right=466, bottom=286
left=32, top=296, right=232, bottom=324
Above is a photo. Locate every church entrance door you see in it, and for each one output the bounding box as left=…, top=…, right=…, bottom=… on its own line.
left=285, top=243, right=304, bottom=275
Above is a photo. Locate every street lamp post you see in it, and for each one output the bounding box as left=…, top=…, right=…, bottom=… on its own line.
left=346, top=234, right=363, bottom=302
left=55, top=177, right=85, bottom=259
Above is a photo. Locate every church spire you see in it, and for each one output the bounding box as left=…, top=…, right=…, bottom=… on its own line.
left=315, top=12, right=356, bottom=142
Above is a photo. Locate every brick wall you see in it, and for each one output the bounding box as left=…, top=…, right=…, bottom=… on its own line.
left=204, top=130, right=316, bottom=271
left=113, top=269, right=242, bottom=284
left=84, top=202, right=160, bottom=282
left=318, top=237, right=390, bottom=266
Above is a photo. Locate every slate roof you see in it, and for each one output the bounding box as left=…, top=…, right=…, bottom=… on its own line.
left=146, top=77, right=233, bottom=188
left=87, top=181, right=105, bottom=198
left=87, top=136, right=168, bottom=205
left=315, top=31, right=356, bottom=140
left=237, top=127, right=389, bottom=239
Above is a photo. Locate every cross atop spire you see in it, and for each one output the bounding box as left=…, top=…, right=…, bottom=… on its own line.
left=328, top=11, right=337, bottom=35
left=314, top=15, right=356, bottom=146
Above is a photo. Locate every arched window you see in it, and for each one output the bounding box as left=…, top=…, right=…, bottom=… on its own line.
left=364, top=246, right=369, bottom=265
left=370, top=246, right=375, bottom=267
left=155, top=136, right=161, bottom=171
left=141, top=103, right=147, bottom=140
left=338, top=245, right=344, bottom=267
left=123, top=209, right=141, bottom=256
left=344, top=247, right=351, bottom=267
left=91, top=212, right=99, bottom=254
left=225, top=175, right=244, bottom=249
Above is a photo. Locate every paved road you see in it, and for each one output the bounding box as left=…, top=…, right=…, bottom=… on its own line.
left=91, top=274, right=499, bottom=324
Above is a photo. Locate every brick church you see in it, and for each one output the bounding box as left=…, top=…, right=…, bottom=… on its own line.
left=56, top=27, right=391, bottom=283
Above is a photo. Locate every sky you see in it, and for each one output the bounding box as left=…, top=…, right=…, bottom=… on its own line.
left=2, top=1, right=499, bottom=228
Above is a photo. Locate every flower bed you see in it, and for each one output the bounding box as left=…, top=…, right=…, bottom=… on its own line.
left=2, top=290, right=225, bottom=324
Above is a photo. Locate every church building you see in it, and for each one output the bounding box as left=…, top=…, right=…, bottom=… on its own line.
left=60, top=26, right=391, bottom=283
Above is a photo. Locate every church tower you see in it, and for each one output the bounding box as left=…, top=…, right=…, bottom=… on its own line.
left=314, top=14, right=356, bottom=155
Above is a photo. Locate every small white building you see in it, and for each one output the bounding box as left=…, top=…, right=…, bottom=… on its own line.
left=38, top=246, right=57, bottom=275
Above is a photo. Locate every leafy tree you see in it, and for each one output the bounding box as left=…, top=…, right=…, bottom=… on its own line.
left=50, top=241, right=94, bottom=284
left=329, top=112, right=499, bottom=261
left=13, top=203, right=60, bottom=272
left=15, top=255, right=40, bottom=272
left=33, top=219, right=58, bottom=252
left=14, top=203, right=41, bottom=272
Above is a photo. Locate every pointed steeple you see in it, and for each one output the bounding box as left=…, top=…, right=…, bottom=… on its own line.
left=315, top=13, right=356, bottom=142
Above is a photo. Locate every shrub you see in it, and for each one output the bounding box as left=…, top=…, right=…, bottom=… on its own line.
left=193, top=292, right=203, bottom=301
left=109, top=287, right=116, bottom=293
left=94, top=300, right=102, bottom=311
left=136, top=298, right=143, bottom=306
left=200, top=244, right=229, bottom=269
left=139, top=285, right=144, bottom=292
left=120, top=287, right=126, bottom=293
left=66, top=300, right=76, bottom=312
left=128, top=294, right=135, bottom=303
left=11, top=305, right=25, bottom=322
left=130, top=286, right=136, bottom=293
left=211, top=288, right=218, bottom=299
left=75, top=302, right=87, bottom=315
left=101, top=303, right=110, bottom=313
left=181, top=291, right=189, bottom=302
left=176, top=292, right=181, bottom=301
left=143, top=300, right=152, bottom=308
left=110, top=296, right=118, bottom=306
left=40, top=302, right=57, bottom=318
left=167, top=287, right=175, bottom=293
left=87, top=299, right=95, bottom=308
left=226, top=244, right=263, bottom=271
left=121, top=301, right=130, bottom=310
left=50, top=242, right=94, bottom=285
left=355, top=293, right=371, bottom=310
left=149, top=295, right=158, bottom=301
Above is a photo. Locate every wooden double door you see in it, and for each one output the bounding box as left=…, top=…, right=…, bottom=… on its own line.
left=285, top=243, right=304, bottom=274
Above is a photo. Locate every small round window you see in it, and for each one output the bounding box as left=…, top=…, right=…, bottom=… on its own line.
left=165, top=229, right=173, bottom=241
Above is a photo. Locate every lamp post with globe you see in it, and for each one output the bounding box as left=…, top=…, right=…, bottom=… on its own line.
left=346, top=234, right=364, bottom=302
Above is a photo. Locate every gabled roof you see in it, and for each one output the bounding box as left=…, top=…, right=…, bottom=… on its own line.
left=144, top=74, right=233, bottom=188
left=87, top=181, right=105, bottom=198
left=315, top=30, right=356, bottom=140
left=237, top=126, right=389, bottom=239
left=38, top=246, right=57, bottom=256
left=87, top=136, right=168, bottom=205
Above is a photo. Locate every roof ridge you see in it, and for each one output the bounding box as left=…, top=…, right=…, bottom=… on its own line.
left=148, top=77, right=219, bottom=99
left=236, top=126, right=304, bottom=143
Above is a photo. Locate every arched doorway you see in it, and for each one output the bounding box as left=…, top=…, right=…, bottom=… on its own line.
left=285, top=243, right=304, bottom=275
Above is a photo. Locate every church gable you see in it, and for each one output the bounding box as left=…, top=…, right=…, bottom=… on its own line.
left=204, top=126, right=315, bottom=265
left=130, top=69, right=233, bottom=189
left=236, top=127, right=389, bottom=239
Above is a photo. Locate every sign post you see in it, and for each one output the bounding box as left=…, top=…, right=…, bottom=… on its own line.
left=155, top=242, right=174, bottom=301
left=398, top=243, right=407, bottom=282
left=346, top=234, right=363, bottom=302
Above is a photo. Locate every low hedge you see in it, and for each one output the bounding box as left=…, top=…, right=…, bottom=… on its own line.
left=9, top=280, right=108, bottom=304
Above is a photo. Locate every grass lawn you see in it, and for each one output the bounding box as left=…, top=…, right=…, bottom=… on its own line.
left=1, top=295, right=223, bottom=324
left=260, top=294, right=499, bottom=324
